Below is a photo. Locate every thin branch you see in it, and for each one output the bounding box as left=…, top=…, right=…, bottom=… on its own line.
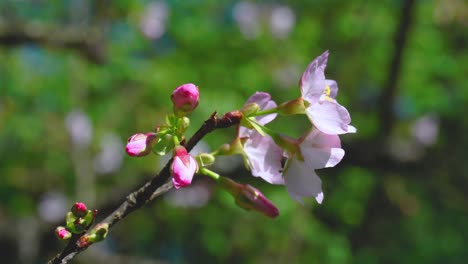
left=48, top=111, right=243, bottom=264
left=0, top=21, right=105, bottom=64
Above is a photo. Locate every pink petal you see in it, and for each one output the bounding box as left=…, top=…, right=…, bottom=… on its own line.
left=306, top=100, right=355, bottom=135
left=240, top=92, right=278, bottom=138
left=283, top=158, right=322, bottom=204
left=299, top=129, right=344, bottom=169
left=244, top=132, right=284, bottom=184
left=303, top=129, right=342, bottom=149
left=300, top=51, right=329, bottom=105
left=301, top=146, right=345, bottom=169
left=172, top=155, right=197, bottom=189
left=244, top=92, right=278, bottom=125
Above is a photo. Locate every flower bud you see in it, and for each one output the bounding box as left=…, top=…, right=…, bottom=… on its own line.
left=71, top=202, right=87, bottom=217
left=220, top=178, right=279, bottom=218
left=171, top=83, right=199, bottom=116
left=126, top=132, right=157, bottom=157
left=55, top=226, right=71, bottom=240
left=88, top=223, right=109, bottom=243
left=65, top=208, right=96, bottom=234
left=171, top=146, right=198, bottom=189
left=77, top=234, right=90, bottom=248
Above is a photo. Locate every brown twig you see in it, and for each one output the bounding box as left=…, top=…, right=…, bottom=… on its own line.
left=0, top=22, right=105, bottom=64
left=48, top=111, right=242, bottom=264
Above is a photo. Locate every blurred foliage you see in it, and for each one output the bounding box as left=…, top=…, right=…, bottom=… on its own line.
left=0, top=0, right=467, bottom=263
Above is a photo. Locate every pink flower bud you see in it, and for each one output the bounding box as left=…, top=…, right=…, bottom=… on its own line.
left=171, top=146, right=198, bottom=189
left=55, top=226, right=72, bottom=240
left=171, top=83, right=199, bottom=115
left=221, top=178, right=279, bottom=218
left=236, top=184, right=279, bottom=218
left=126, top=132, right=157, bottom=157
left=77, top=234, right=90, bottom=248
left=71, top=202, right=87, bottom=217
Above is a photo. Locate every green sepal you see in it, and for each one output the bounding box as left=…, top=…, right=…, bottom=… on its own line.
left=197, top=153, right=216, bottom=167
left=151, top=133, right=175, bottom=156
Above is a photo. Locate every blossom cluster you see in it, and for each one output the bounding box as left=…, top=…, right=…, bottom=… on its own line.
left=239, top=51, right=355, bottom=204
left=124, top=51, right=355, bottom=217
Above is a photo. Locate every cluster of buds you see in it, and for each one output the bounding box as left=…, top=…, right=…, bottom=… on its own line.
left=55, top=202, right=97, bottom=242
left=126, top=83, right=200, bottom=191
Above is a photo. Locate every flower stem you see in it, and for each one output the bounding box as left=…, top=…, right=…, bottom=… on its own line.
left=199, top=167, right=220, bottom=181
left=252, top=107, right=279, bottom=117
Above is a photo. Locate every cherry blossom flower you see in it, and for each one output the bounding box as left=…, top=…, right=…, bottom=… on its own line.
left=239, top=92, right=283, bottom=184
left=300, top=51, right=356, bottom=135
left=171, top=146, right=198, bottom=189
left=283, top=129, right=345, bottom=204
left=239, top=92, right=278, bottom=137
left=243, top=132, right=284, bottom=184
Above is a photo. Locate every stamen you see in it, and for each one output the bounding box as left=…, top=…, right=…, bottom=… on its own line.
left=319, top=85, right=333, bottom=102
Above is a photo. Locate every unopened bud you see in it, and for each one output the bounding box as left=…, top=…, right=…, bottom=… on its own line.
left=126, top=132, right=158, bottom=157
left=220, top=178, right=279, bottom=218
left=171, top=146, right=198, bottom=189
left=55, top=226, right=71, bottom=240
left=71, top=202, right=87, bottom=217
left=65, top=207, right=96, bottom=234
left=77, top=234, right=90, bottom=248
left=171, top=83, right=199, bottom=116
left=88, top=223, right=109, bottom=243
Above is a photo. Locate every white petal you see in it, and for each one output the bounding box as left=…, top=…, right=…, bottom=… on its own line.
left=244, top=92, right=278, bottom=125
left=244, top=133, right=284, bottom=184
left=300, top=51, right=329, bottom=105
left=299, top=130, right=345, bottom=168
left=283, top=158, right=322, bottom=204
left=303, top=129, right=342, bottom=149
left=327, top=148, right=345, bottom=167
left=306, top=100, right=353, bottom=135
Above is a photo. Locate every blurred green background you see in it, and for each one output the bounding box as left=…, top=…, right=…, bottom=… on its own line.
left=0, top=0, right=467, bottom=263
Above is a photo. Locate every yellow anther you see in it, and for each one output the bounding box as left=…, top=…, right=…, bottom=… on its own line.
left=323, top=85, right=331, bottom=96
left=320, top=86, right=333, bottom=102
